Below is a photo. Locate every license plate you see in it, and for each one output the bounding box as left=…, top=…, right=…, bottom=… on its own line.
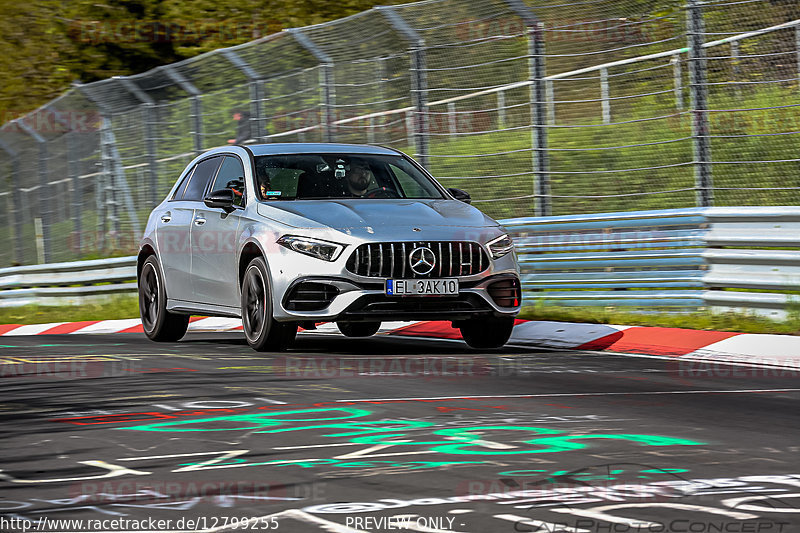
left=386, top=279, right=459, bottom=296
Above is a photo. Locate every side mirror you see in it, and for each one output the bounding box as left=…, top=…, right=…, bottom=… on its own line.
left=447, top=187, right=471, bottom=204
left=204, top=188, right=235, bottom=212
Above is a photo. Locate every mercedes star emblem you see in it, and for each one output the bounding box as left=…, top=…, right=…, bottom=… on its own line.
left=409, top=246, right=436, bottom=275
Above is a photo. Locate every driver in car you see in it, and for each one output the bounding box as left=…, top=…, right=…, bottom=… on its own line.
left=341, top=158, right=373, bottom=197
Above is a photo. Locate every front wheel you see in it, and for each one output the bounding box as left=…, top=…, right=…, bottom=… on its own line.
left=139, top=255, right=189, bottom=342
left=337, top=321, right=381, bottom=337
left=459, top=316, right=515, bottom=349
left=241, top=257, right=296, bottom=352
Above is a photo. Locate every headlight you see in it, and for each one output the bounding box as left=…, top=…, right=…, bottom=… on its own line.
left=277, top=236, right=345, bottom=262
left=487, top=234, right=514, bottom=259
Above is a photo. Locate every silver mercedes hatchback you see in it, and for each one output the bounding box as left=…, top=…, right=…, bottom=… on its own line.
left=137, top=143, right=520, bottom=351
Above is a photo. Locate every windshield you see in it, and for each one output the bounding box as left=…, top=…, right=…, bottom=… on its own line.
left=253, top=153, right=444, bottom=201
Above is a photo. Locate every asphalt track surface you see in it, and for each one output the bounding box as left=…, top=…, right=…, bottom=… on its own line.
left=1, top=331, right=800, bottom=533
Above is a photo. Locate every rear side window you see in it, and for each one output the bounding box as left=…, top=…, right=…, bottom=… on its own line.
left=182, top=157, right=222, bottom=201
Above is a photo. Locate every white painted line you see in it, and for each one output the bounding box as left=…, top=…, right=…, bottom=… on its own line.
left=3, top=322, right=64, bottom=335
left=334, top=388, right=800, bottom=402
left=70, top=318, right=142, bottom=334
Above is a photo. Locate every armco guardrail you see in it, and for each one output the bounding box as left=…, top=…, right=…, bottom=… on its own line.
left=1, top=207, right=798, bottom=319
left=501, top=206, right=800, bottom=320
left=701, top=207, right=800, bottom=320
left=0, top=256, right=136, bottom=307
left=501, top=208, right=709, bottom=310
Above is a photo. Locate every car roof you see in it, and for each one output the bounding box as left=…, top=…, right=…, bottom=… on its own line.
left=245, top=143, right=400, bottom=157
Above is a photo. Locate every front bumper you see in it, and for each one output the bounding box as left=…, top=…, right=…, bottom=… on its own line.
left=272, top=273, right=520, bottom=322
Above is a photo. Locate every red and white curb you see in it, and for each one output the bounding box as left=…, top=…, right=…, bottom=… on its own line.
left=0, top=318, right=798, bottom=369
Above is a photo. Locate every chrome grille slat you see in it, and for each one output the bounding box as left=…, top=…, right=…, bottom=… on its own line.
left=448, top=242, right=453, bottom=277
left=437, top=242, right=443, bottom=277
left=367, top=244, right=372, bottom=276
left=390, top=243, right=395, bottom=278
left=378, top=243, right=384, bottom=276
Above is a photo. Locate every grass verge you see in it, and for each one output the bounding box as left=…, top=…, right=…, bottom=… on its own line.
left=519, top=305, right=800, bottom=336
left=0, top=295, right=140, bottom=325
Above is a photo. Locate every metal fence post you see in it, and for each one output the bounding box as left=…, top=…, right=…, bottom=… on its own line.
left=503, top=0, right=549, bottom=216
left=162, top=66, right=203, bottom=154
left=600, top=67, right=611, bottom=124
left=448, top=103, right=457, bottom=138
left=221, top=50, right=265, bottom=142
left=116, top=77, right=158, bottom=205
left=687, top=0, right=713, bottom=207
left=16, top=120, right=51, bottom=263
left=497, top=90, right=506, bottom=128
left=379, top=7, right=429, bottom=169
left=796, top=26, right=800, bottom=86
left=65, top=132, right=81, bottom=255
left=0, top=140, right=24, bottom=264
left=290, top=30, right=335, bottom=143
left=546, top=80, right=555, bottom=125
left=672, top=55, right=684, bottom=110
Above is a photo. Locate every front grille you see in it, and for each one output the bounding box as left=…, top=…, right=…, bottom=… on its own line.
left=284, top=282, right=339, bottom=311
left=346, top=241, right=489, bottom=278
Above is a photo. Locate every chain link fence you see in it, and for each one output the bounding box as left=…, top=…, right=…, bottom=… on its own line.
left=0, top=0, right=798, bottom=266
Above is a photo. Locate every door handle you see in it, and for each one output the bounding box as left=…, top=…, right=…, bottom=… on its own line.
left=194, top=216, right=206, bottom=226
left=160, top=212, right=172, bottom=223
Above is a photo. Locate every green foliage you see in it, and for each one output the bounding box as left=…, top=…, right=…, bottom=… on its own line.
left=0, top=0, right=408, bottom=118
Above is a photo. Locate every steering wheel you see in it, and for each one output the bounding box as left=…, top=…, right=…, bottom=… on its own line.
left=365, top=187, right=400, bottom=199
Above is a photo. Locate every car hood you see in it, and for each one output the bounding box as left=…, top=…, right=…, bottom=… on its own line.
left=256, top=199, right=499, bottom=232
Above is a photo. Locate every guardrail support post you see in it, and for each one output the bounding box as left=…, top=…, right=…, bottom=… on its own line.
left=687, top=0, right=713, bottom=207
left=379, top=7, right=429, bottom=169
left=162, top=66, right=203, bottom=154
left=0, top=140, right=24, bottom=264
left=290, top=30, right=335, bottom=143
left=16, top=120, right=51, bottom=263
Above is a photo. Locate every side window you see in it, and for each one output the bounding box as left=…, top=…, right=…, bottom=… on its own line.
left=171, top=166, right=196, bottom=200
left=210, top=156, right=246, bottom=207
left=390, top=163, right=426, bottom=198
left=182, top=156, right=222, bottom=201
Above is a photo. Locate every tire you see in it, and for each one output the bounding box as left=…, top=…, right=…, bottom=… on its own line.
left=459, top=316, right=515, bottom=349
left=241, top=257, right=297, bottom=351
left=337, top=321, right=381, bottom=338
left=139, top=255, right=190, bottom=342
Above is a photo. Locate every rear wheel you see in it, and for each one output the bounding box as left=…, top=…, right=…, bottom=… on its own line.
left=459, top=316, right=514, bottom=349
left=241, top=257, right=296, bottom=351
left=337, top=321, right=381, bottom=337
left=139, top=255, right=189, bottom=342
